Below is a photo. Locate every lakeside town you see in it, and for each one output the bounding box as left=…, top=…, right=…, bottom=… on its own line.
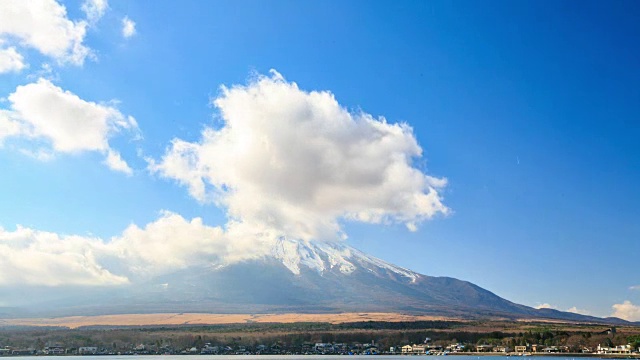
left=1, top=338, right=639, bottom=357
left=1, top=320, right=639, bottom=358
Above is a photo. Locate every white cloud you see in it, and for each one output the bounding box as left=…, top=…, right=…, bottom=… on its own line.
left=567, top=306, right=590, bottom=315
left=109, top=212, right=226, bottom=276
left=104, top=149, right=132, bottom=175
left=0, top=46, right=26, bottom=73
left=122, top=16, right=136, bottom=38
left=0, top=225, right=128, bottom=286
left=81, top=0, right=108, bottom=24
left=150, top=70, right=449, bottom=242
left=0, top=212, right=274, bottom=286
left=0, top=78, right=139, bottom=173
left=630, top=285, right=640, bottom=291
left=535, top=303, right=556, bottom=310
left=27, top=63, right=58, bottom=81
left=535, top=303, right=590, bottom=315
left=611, top=301, right=640, bottom=321
left=19, top=148, right=55, bottom=161
left=0, top=109, right=24, bottom=142
left=109, top=212, right=272, bottom=277
left=0, top=0, right=91, bottom=65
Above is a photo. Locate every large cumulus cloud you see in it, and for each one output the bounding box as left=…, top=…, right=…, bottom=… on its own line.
left=150, top=70, right=449, bottom=241
left=611, top=300, right=640, bottom=321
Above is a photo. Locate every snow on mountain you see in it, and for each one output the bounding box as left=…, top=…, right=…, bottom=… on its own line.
left=270, top=237, right=420, bottom=282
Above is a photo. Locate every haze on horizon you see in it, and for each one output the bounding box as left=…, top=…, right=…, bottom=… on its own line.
left=0, top=0, right=638, bottom=321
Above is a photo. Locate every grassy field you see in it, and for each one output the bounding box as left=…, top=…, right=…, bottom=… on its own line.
left=0, top=312, right=455, bottom=329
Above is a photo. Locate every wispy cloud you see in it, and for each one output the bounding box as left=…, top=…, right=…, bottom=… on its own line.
left=535, top=303, right=590, bottom=315
left=567, top=306, right=590, bottom=315
left=122, top=16, right=136, bottom=38
left=629, top=285, right=640, bottom=291
left=81, top=0, right=108, bottom=24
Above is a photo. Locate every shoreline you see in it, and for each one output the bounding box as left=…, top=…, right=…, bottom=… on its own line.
left=446, top=353, right=640, bottom=358
left=0, top=355, right=637, bottom=358
left=0, top=354, right=638, bottom=358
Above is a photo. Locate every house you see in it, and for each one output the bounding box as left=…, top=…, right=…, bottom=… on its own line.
left=401, top=344, right=429, bottom=355
left=411, top=344, right=427, bottom=354
left=597, top=344, right=632, bottom=354
left=514, top=346, right=528, bottom=354
left=44, top=346, right=65, bottom=355
left=314, top=343, right=334, bottom=353
left=401, top=345, right=413, bottom=354
left=581, top=347, right=593, bottom=353
left=543, top=346, right=559, bottom=353
left=447, top=343, right=465, bottom=352
left=476, top=344, right=493, bottom=352
left=493, top=346, right=510, bottom=353
left=78, top=347, right=98, bottom=355
left=531, top=344, right=544, bottom=353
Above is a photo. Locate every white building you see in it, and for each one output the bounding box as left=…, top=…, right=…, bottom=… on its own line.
left=597, top=344, right=632, bottom=354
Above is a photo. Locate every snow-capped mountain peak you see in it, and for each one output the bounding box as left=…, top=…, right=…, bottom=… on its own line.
left=270, top=237, right=420, bottom=282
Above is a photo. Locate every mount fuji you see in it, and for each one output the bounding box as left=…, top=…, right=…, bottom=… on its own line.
left=2, top=238, right=628, bottom=324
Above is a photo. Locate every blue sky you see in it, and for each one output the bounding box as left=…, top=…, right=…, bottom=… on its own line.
left=0, top=0, right=639, bottom=319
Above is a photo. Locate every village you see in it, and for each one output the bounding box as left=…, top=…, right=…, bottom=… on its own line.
left=398, top=342, right=640, bottom=356
left=0, top=340, right=638, bottom=357
left=0, top=321, right=639, bottom=357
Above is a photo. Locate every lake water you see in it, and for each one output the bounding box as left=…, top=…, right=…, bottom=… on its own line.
left=11, top=356, right=631, bottom=360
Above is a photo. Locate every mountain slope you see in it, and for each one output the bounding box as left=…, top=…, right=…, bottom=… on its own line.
left=4, top=238, right=630, bottom=325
